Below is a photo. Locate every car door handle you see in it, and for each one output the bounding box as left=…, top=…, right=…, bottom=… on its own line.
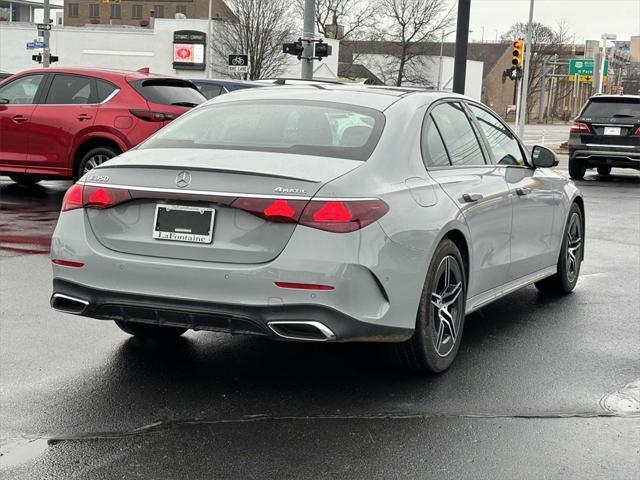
left=516, top=187, right=532, bottom=196
left=462, top=193, right=483, bottom=203
left=76, top=114, right=92, bottom=121
left=12, top=115, right=28, bottom=123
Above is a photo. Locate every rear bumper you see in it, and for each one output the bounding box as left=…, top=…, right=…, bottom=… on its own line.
left=51, top=278, right=412, bottom=342
left=569, top=147, right=640, bottom=169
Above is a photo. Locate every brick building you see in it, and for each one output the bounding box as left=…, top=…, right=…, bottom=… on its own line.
left=63, top=0, right=233, bottom=27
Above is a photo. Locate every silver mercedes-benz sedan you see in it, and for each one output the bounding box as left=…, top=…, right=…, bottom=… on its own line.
left=50, top=86, right=584, bottom=372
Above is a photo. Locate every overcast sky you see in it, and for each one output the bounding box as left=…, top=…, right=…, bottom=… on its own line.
left=446, top=0, right=640, bottom=44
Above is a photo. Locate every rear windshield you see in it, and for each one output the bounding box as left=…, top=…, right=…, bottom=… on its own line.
left=131, top=79, right=205, bottom=107
left=139, top=100, right=385, bottom=161
left=582, top=98, right=640, bottom=118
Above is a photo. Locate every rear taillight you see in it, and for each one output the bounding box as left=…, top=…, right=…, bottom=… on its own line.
left=633, top=126, right=640, bottom=136
left=129, top=109, right=179, bottom=122
left=61, top=184, right=84, bottom=212
left=52, top=259, right=84, bottom=268
left=570, top=121, right=590, bottom=134
left=231, top=197, right=307, bottom=223
left=61, top=184, right=132, bottom=212
left=232, top=197, right=389, bottom=233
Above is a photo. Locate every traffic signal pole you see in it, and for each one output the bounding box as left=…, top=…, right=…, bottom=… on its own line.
left=301, top=0, right=315, bottom=80
left=516, top=0, right=535, bottom=139
left=43, top=0, right=50, bottom=67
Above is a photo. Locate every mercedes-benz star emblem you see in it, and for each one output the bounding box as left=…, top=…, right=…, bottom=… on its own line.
left=175, top=171, right=191, bottom=188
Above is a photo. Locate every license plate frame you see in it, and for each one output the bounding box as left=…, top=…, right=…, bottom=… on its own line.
left=152, top=204, right=215, bottom=244
left=604, top=126, right=621, bottom=136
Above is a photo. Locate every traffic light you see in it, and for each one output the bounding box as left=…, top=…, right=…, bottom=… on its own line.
left=314, top=40, right=332, bottom=59
left=50, top=55, right=59, bottom=63
left=512, top=39, right=524, bottom=67
left=32, top=53, right=42, bottom=63
left=282, top=41, right=304, bottom=57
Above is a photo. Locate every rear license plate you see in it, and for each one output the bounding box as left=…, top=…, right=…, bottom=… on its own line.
left=153, top=205, right=215, bottom=244
left=604, top=127, right=621, bottom=136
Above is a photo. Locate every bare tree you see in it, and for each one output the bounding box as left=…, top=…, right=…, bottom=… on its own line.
left=295, top=0, right=377, bottom=40
left=502, top=21, right=572, bottom=119
left=211, top=0, right=295, bottom=80
left=377, top=0, right=453, bottom=86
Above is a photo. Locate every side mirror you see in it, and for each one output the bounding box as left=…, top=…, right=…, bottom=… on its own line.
left=531, top=145, right=558, bottom=168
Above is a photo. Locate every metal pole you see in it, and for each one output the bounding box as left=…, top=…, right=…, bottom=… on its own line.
left=207, top=0, right=212, bottom=78
left=301, top=0, right=315, bottom=80
left=437, top=30, right=444, bottom=90
left=598, top=35, right=607, bottom=94
left=538, top=56, right=546, bottom=123
left=43, top=0, right=50, bottom=68
left=452, top=0, right=470, bottom=94
left=516, top=0, right=535, bottom=138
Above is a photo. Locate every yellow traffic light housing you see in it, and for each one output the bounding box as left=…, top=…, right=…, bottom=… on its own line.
left=512, top=39, right=524, bottom=67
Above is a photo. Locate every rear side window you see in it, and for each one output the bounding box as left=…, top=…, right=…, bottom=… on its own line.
left=422, top=117, right=451, bottom=167
left=140, top=100, right=385, bottom=161
left=131, top=79, right=204, bottom=106
left=96, top=80, right=118, bottom=102
left=582, top=99, right=640, bottom=118
left=46, top=75, right=94, bottom=104
left=430, top=102, right=485, bottom=166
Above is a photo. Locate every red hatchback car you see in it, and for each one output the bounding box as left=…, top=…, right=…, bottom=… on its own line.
left=0, top=68, right=205, bottom=185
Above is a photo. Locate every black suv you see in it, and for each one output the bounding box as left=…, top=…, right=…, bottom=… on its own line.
left=568, top=94, right=640, bottom=179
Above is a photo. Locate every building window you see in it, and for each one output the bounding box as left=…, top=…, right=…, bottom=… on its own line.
left=110, top=3, right=121, bottom=19
left=88, top=4, right=100, bottom=18
left=153, top=5, right=164, bottom=18
left=132, top=4, right=142, bottom=19
left=176, top=5, right=187, bottom=16
left=68, top=3, right=79, bottom=18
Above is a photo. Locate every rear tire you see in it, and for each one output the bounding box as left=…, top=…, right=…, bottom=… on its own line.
left=597, top=166, right=611, bottom=176
left=395, top=239, right=466, bottom=373
left=76, top=145, right=120, bottom=179
left=535, top=203, right=583, bottom=294
left=115, top=321, right=187, bottom=340
left=568, top=158, right=586, bottom=180
left=9, top=174, right=42, bottom=185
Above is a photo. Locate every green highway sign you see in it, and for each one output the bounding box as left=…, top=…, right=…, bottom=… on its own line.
left=569, top=59, right=594, bottom=76
left=568, top=59, right=608, bottom=83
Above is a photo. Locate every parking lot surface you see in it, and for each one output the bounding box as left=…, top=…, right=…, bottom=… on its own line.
left=1, top=165, right=639, bottom=479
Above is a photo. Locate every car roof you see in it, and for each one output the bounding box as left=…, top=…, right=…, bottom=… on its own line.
left=8, top=67, right=181, bottom=83
left=207, top=84, right=467, bottom=111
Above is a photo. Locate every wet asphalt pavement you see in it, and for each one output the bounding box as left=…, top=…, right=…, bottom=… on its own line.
left=0, top=164, right=639, bottom=479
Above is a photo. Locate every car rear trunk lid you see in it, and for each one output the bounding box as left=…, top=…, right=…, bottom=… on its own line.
left=83, top=149, right=363, bottom=264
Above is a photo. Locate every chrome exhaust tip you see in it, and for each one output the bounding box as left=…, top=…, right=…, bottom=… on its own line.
left=267, top=321, right=336, bottom=342
left=50, top=293, right=89, bottom=314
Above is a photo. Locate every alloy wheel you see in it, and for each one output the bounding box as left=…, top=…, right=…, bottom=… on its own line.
left=566, top=212, right=582, bottom=283
left=430, top=255, right=464, bottom=357
left=83, top=154, right=111, bottom=175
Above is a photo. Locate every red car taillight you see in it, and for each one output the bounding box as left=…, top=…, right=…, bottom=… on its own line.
left=633, top=126, right=640, bottom=136
left=231, top=197, right=389, bottom=233
left=61, top=185, right=132, bottom=212
left=570, top=121, right=590, bottom=134
left=129, top=109, right=180, bottom=122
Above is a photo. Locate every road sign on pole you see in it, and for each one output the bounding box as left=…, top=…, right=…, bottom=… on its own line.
left=568, top=59, right=607, bottom=84
left=228, top=54, right=249, bottom=73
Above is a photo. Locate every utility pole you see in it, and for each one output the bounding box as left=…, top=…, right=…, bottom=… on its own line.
left=598, top=33, right=616, bottom=93
left=516, top=0, right=535, bottom=139
left=207, top=0, right=212, bottom=78
left=452, top=0, right=470, bottom=94
left=301, top=0, right=315, bottom=80
left=437, top=30, right=445, bottom=90
left=42, top=0, right=50, bottom=67
left=538, top=56, right=547, bottom=123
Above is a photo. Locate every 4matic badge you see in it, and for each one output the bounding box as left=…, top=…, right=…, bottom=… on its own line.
left=274, top=186, right=307, bottom=194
